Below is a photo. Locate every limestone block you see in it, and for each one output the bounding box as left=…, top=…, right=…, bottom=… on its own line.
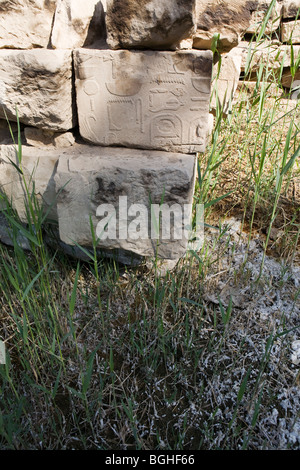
left=282, top=0, right=300, bottom=19
left=210, top=50, right=242, bottom=114
left=281, top=20, right=300, bottom=43
left=74, top=48, right=213, bottom=154
left=54, top=145, right=197, bottom=260
left=0, top=49, right=76, bottom=132
left=105, top=0, right=197, bottom=50
left=0, top=145, right=59, bottom=222
left=24, top=128, right=75, bottom=148
left=237, top=41, right=300, bottom=73
left=0, top=0, right=57, bottom=49
left=246, top=0, right=281, bottom=34
left=194, top=0, right=256, bottom=52
left=51, top=0, right=105, bottom=49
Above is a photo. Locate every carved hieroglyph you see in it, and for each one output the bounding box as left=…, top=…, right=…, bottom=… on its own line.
left=54, top=144, right=197, bottom=260
left=74, top=49, right=213, bottom=154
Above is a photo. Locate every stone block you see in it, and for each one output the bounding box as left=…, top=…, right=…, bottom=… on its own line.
left=0, top=49, right=76, bottom=132
left=105, top=0, right=197, bottom=50
left=246, top=0, right=281, bottom=35
left=51, top=0, right=105, bottom=49
left=237, top=41, right=300, bottom=73
left=0, top=0, right=57, bottom=49
left=54, top=144, right=197, bottom=260
left=0, top=145, right=59, bottom=222
left=210, top=49, right=242, bottom=114
left=193, top=0, right=256, bottom=52
left=281, top=20, right=300, bottom=43
left=74, top=48, right=213, bottom=154
left=282, top=0, right=300, bottom=19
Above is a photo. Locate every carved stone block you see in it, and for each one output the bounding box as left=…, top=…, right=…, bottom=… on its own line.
left=74, top=48, right=213, bottom=154
left=54, top=144, right=197, bottom=260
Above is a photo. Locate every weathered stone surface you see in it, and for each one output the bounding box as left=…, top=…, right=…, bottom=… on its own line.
left=0, top=145, right=59, bottom=222
left=238, top=41, right=300, bottom=73
left=51, top=0, right=105, bottom=49
left=210, top=49, right=242, bottom=114
left=0, top=0, right=57, bottom=49
left=24, top=128, right=75, bottom=148
left=177, top=38, right=194, bottom=50
left=281, top=20, right=300, bottom=43
left=194, top=0, right=258, bottom=52
left=0, top=49, right=76, bottom=132
left=74, top=48, right=212, bottom=154
left=246, top=0, right=281, bottom=34
left=54, top=144, right=197, bottom=260
left=105, top=0, right=197, bottom=50
left=282, top=0, right=300, bottom=19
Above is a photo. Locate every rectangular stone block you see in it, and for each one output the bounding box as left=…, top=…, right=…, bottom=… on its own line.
left=210, top=49, right=242, bottom=115
left=51, top=0, right=105, bottom=49
left=0, top=0, right=57, bottom=50
left=74, top=48, right=213, bottom=154
left=194, top=0, right=254, bottom=52
left=237, top=41, right=300, bottom=73
left=246, top=0, right=281, bottom=35
left=0, top=145, right=59, bottom=223
left=105, top=0, right=197, bottom=50
left=281, top=20, right=300, bottom=44
left=282, top=1, right=300, bottom=19
left=54, top=145, right=197, bottom=260
left=0, top=49, right=76, bottom=132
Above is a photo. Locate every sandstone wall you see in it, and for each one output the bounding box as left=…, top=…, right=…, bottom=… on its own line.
left=0, top=0, right=299, bottom=265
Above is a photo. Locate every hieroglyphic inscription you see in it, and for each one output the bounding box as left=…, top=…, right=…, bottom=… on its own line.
left=74, top=49, right=213, bottom=154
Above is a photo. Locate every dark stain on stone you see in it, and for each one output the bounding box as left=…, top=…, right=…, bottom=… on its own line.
left=43, top=0, right=57, bottom=12
left=141, top=170, right=154, bottom=186
left=73, top=18, right=85, bottom=35
left=108, top=0, right=195, bottom=47
left=0, top=0, right=20, bottom=12
left=94, top=177, right=124, bottom=204
left=108, top=0, right=152, bottom=45
left=193, top=54, right=213, bottom=74
left=170, top=183, right=190, bottom=196
left=198, top=1, right=259, bottom=32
